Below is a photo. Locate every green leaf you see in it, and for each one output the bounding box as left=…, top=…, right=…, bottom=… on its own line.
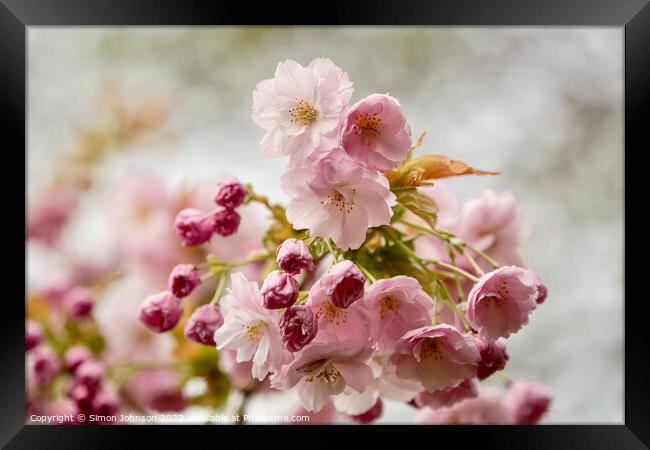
left=396, top=189, right=439, bottom=229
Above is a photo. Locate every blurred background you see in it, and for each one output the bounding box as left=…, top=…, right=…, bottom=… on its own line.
left=27, top=27, right=623, bottom=423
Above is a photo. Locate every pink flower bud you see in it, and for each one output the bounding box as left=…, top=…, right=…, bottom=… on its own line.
left=184, top=304, right=224, bottom=346
left=475, top=338, right=509, bottom=380
left=30, top=346, right=61, bottom=386
left=168, top=264, right=200, bottom=298
left=506, top=381, right=552, bottom=424
left=279, top=305, right=318, bottom=352
left=61, top=287, right=94, bottom=320
left=174, top=208, right=214, bottom=246
left=26, top=320, right=43, bottom=351
left=349, top=398, right=383, bottom=424
left=92, top=389, right=119, bottom=417
left=276, top=238, right=315, bottom=275
left=214, top=178, right=248, bottom=209
left=138, top=291, right=183, bottom=333
left=74, top=360, right=104, bottom=393
left=68, top=382, right=93, bottom=411
left=321, top=260, right=365, bottom=308
left=261, top=270, right=299, bottom=309
left=211, top=208, right=241, bottom=237
left=533, top=274, right=548, bottom=304
left=64, top=345, right=93, bottom=373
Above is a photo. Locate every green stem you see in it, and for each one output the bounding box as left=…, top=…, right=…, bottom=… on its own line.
left=210, top=273, right=229, bottom=306
left=324, top=238, right=339, bottom=264
left=356, top=262, right=377, bottom=283
left=457, top=244, right=485, bottom=276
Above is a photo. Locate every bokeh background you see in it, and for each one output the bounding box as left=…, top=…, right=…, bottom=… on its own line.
left=27, top=27, right=623, bottom=423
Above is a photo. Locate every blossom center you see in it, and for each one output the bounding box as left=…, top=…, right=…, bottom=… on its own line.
left=315, top=300, right=348, bottom=326
left=244, top=321, right=265, bottom=342
left=320, top=189, right=356, bottom=214
left=306, top=364, right=342, bottom=384
left=356, top=113, right=381, bottom=138
left=419, top=338, right=443, bottom=361
left=378, top=294, right=401, bottom=319
left=289, top=99, right=319, bottom=125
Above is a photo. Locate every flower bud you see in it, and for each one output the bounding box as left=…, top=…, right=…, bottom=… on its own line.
left=211, top=208, right=241, bottom=237
left=261, top=270, right=299, bottom=309
left=321, top=260, right=365, bottom=308
left=174, top=208, right=214, bottom=246
left=276, top=238, right=315, bottom=275
left=61, top=286, right=94, bottom=320
left=506, top=381, right=552, bottom=424
left=92, top=389, right=119, bottom=417
left=138, top=291, right=183, bottom=333
left=279, top=305, right=318, bottom=352
left=475, top=338, right=509, bottom=380
left=184, top=304, right=224, bottom=346
left=64, top=345, right=93, bottom=373
left=74, top=360, right=104, bottom=393
left=68, top=382, right=93, bottom=411
left=168, top=264, right=200, bottom=298
left=30, top=346, right=61, bottom=386
left=214, top=178, right=248, bottom=210
left=349, top=398, right=383, bottom=424
left=533, top=274, right=548, bottom=304
left=26, top=320, right=43, bottom=351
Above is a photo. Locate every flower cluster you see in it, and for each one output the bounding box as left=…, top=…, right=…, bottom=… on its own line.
left=136, top=58, right=551, bottom=423
left=28, top=59, right=553, bottom=426
left=174, top=178, right=248, bottom=246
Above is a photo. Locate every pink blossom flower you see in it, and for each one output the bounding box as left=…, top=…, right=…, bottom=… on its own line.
left=214, top=273, right=287, bottom=380
left=27, top=188, right=79, bottom=246
left=26, top=320, right=43, bottom=351
left=74, top=360, right=104, bottom=393
left=505, top=380, right=552, bottom=424
left=271, top=339, right=374, bottom=412
left=332, top=384, right=381, bottom=416
left=174, top=208, right=215, bottom=246
left=368, top=353, right=421, bottom=402
left=184, top=304, right=224, bottom=346
left=307, top=277, right=370, bottom=344
left=466, top=266, right=538, bottom=340
left=61, top=286, right=94, bottom=320
left=282, top=147, right=396, bottom=250
left=361, top=276, right=434, bottom=351
left=457, top=189, right=529, bottom=267
left=252, top=58, right=353, bottom=163
left=217, top=349, right=255, bottom=390
left=106, top=173, right=184, bottom=280
left=475, top=337, right=509, bottom=380
left=533, top=274, right=548, bottom=304
left=260, top=270, right=299, bottom=309
left=416, top=387, right=510, bottom=424
left=279, top=305, right=318, bottom=352
left=289, top=399, right=344, bottom=425
left=413, top=182, right=460, bottom=262
left=390, top=324, right=480, bottom=392
left=211, top=208, right=241, bottom=237
left=64, top=345, right=93, bottom=373
left=168, top=264, right=200, bottom=298
left=319, top=260, right=366, bottom=308
left=276, top=238, right=315, bottom=275
left=138, top=291, right=183, bottom=333
left=348, top=397, right=383, bottom=424
left=411, top=378, right=478, bottom=409
left=123, top=369, right=187, bottom=412
left=342, top=93, right=411, bottom=171
left=92, top=388, right=119, bottom=417
left=30, top=345, right=61, bottom=386
left=95, top=279, right=176, bottom=366
left=213, top=178, right=248, bottom=210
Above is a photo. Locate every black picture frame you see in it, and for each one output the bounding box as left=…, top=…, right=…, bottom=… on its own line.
left=3, top=0, right=648, bottom=448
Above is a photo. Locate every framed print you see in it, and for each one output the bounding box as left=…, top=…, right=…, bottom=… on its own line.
left=2, top=0, right=649, bottom=448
